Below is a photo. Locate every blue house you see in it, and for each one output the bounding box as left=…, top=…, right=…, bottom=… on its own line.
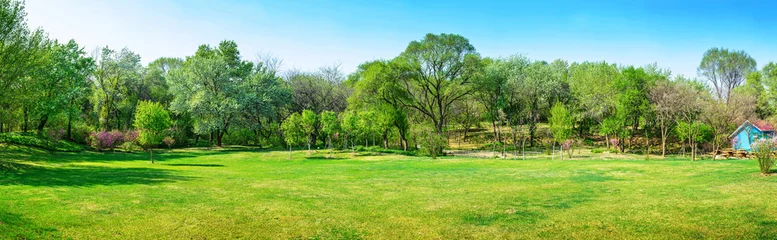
left=729, top=120, right=775, bottom=151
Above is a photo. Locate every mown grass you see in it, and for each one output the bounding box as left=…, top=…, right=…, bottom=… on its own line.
left=2, top=144, right=777, bottom=239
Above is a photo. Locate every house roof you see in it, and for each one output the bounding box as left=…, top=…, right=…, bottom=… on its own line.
left=753, top=120, right=775, bottom=131
left=729, top=120, right=775, bottom=139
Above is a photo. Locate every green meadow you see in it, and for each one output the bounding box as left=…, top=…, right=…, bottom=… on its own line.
left=3, top=145, right=777, bottom=239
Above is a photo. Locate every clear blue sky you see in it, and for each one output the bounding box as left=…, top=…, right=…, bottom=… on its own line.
left=25, top=0, right=777, bottom=78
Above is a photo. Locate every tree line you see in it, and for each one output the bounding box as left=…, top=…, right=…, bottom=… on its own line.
left=2, top=0, right=774, bottom=159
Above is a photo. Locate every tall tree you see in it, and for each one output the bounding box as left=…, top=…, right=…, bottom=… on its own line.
left=396, top=33, right=481, bottom=134
left=0, top=0, right=48, bottom=132
left=168, top=41, right=253, bottom=147
left=698, top=48, right=756, bottom=102
left=92, top=46, right=142, bottom=130
left=650, top=80, right=684, bottom=157
left=31, top=40, right=95, bottom=135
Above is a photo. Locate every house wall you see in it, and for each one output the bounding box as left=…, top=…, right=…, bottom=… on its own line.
left=733, top=127, right=772, bottom=151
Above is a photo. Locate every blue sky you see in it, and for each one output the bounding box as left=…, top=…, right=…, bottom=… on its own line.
left=25, top=0, right=777, bottom=78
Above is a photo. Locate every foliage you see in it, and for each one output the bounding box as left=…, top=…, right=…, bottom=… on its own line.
left=549, top=102, right=573, bottom=144
left=89, top=131, right=124, bottom=151
left=0, top=132, right=83, bottom=152
left=168, top=41, right=253, bottom=147
left=281, top=112, right=306, bottom=149
left=752, top=138, right=775, bottom=175
left=698, top=47, right=756, bottom=102
left=134, top=101, right=172, bottom=162
left=412, top=124, right=447, bottom=158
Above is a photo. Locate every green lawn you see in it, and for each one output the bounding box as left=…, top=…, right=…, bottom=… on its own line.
left=2, top=144, right=777, bottom=239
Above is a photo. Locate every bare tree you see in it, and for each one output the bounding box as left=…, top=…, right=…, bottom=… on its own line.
left=650, top=80, right=683, bottom=157
left=701, top=91, right=756, bottom=160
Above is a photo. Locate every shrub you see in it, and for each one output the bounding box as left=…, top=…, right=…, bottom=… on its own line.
left=163, top=136, right=175, bottom=149
left=562, top=139, right=573, bottom=158
left=753, top=139, right=775, bottom=175
left=89, top=131, right=125, bottom=151
left=591, top=148, right=603, bottom=154
left=412, top=125, right=447, bottom=159
left=610, top=138, right=619, bottom=149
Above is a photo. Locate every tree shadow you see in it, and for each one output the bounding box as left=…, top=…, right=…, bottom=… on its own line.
left=0, top=163, right=193, bottom=187
left=163, top=163, right=224, bottom=167
left=304, top=156, right=348, bottom=160
left=0, top=144, right=260, bottom=164
left=0, top=211, right=61, bottom=239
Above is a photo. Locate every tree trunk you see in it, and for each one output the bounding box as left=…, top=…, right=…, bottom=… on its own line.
left=216, top=129, right=224, bottom=147
left=328, top=136, right=332, bottom=158
left=150, top=148, right=154, bottom=164
left=289, top=145, right=292, bottom=159
left=553, top=141, right=557, bottom=160
left=605, top=134, right=610, bottom=150
left=66, top=114, right=73, bottom=141
left=37, top=114, right=49, bottom=135
left=521, top=137, right=526, bottom=160
left=22, top=107, right=28, bottom=133
left=529, top=121, right=536, bottom=147
left=382, top=131, right=388, bottom=149
left=661, top=136, right=667, bottom=158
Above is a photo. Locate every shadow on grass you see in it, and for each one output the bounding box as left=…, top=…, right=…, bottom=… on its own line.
left=0, top=211, right=61, bottom=239
left=0, top=144, right=260, bottom=164
left=304, top=156, right=349, bottom=160
left=164, top=163, right=224, bottom=167
left=0, top=163, right=193, bottom=187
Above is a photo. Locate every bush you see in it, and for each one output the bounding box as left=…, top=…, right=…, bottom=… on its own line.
left=753, top=139, right=775, bottom=175
left=410, top=124, right=447, bottom=158
left=591, top=148, right=603, bottom=154
left=89, top=131, right=125, bottom=151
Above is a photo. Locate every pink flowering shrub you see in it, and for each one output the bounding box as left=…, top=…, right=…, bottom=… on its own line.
left=89, top=131, right=125, bottom=151
left=562, top=139, right=574, bottom=158
left=562, top=139, right=573, bottom=150
left=610, top=138, right=619, bottom=148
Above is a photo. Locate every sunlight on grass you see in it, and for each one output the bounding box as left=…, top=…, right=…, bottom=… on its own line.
left=2, top=146, right=777, bottom=239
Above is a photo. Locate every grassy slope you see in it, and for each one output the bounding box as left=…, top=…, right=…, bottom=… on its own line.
left=2, top=144, right=777, bottom=239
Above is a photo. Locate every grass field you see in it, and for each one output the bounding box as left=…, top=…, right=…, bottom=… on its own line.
left=3, top=144, right=777, bottom=239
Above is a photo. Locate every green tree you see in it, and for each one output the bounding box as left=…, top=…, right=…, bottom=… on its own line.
left=281, top=112, right=305, bottom=159
left=168, top=41, right=253, bottom=147
left=134, top=101, right=172, bottom=163
left=347, top=60, right=412, bottom=150
left=92, top=47, right=142, bottom=131
left=238, top=58, right=292, bottom=145
left=396, top=33, right=481, bottom=134
left=320, top=110, right=340, bottom=155
left=0, top=0, right=48, bottom=133
left=340, top=111, right=359, bottom=151
left=300, top=110, right=319, bottom=152
left=30, top=40, right=94, bottom=135
left=549, top=102, right=573, bottom=158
